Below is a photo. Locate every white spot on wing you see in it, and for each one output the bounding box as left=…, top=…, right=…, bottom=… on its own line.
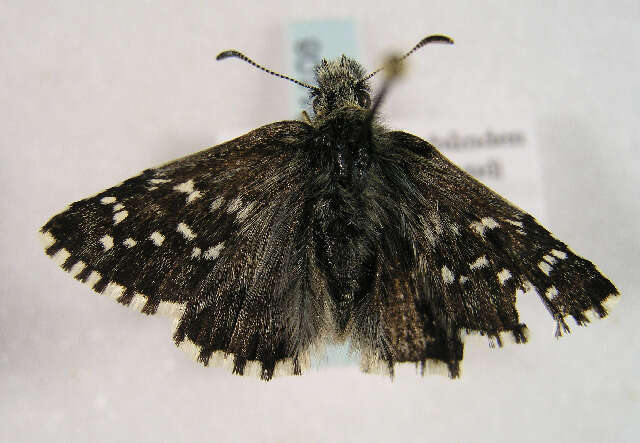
left=149, top=178, right=170, bottom=184
left=470, top=255, right=489, bottom=270
left=274, top=359, right=296, bottom=378
left=100, top=196, right=116, bottom=204
left=243, top=361, right=262, bottom=378
left=227, top=198, right=242, bottom=213
left=174, top=180, right=202, bottom=203
left=40, top=233, right=194, bottom=323
left=522, top=280, right=535, bottom=293
left=237, top=201, right=256, bottom=222
left=113, top=210, right=128, bottom=225
left=191, top=247, right=201, bottom=258
left=156, top=301, right=186, bottom=318
left=506, top=219, right=524, bottom=228
left=113, top=203, right=125, bottom=211
left=481, top=217, right=500, bottom=229
left=602, top=294, right=620, bottom=312
left=177, top=222, right=196, bottom=241
left=187, top=190, right=202, bottom=203
left=178, top=337, right=202, bottom=361
left=210, top=197, right=224, bottom=212
left=538, top=261, right=552, bottom=276
left=52, top=248, right=70, bottom=266
left=203, top=242, right=225, bottom=260
left=471, top=218, right=500, bottom=237
left=174, top=180, right=195, bottom=194
left=86, top=271, right=102, bottom=289
left=39, top=231, right=56, bottom=249
left=123, top=238, right=137, bottom=248
left=551, top=249, right=568, bottom=260
left=69, top=261, right=86, bottom=277
left=441, top=265, right=454, bottom=284
left=104, top=282, right=125, bottom=300
left=100, top=235, right=114, bottom=250
left=459, top=275, right=469, bottom=284
left=129, top=293, right=149, bottom=312
left=150, top=231, right=165, bottom=246
left=543, top=254, right=557, bottom=264
left=470, top=221, right=484, bottom=236
left=545, top=285, right=559, bottom=300
left=497, top=268, right=512, bottom=285
left=207, top=350, right=236, bottom=372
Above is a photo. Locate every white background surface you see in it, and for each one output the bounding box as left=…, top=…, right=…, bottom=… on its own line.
left=1, top=1, right=639, bottom=442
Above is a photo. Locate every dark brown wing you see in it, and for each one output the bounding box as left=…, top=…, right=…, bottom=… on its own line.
left=350, top=131, right=619, bottom=377
left=40, top=121, right=334, bottom=380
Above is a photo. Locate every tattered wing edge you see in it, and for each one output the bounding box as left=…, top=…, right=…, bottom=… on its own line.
left=39, top=229, right=310, bottom=380
left=360, top=278, right=620, bottom=379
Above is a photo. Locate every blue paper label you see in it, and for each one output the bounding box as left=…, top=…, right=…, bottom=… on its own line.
left=288, top=19, right=358, bottom=117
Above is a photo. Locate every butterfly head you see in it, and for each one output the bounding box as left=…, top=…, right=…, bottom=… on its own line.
left=216, top=35, right=453, bottom=124
left=309, top=55, right=372, bottom=119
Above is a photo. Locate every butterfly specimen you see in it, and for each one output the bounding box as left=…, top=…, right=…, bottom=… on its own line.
left=40, top=35, right=618, bottom=381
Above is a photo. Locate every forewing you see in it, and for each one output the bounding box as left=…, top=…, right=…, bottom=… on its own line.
left=40, top=121, right=333, bottom=380
left=357, top=131, right=619, bottom=377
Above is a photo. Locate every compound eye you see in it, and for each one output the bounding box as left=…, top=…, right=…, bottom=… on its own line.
left=357, top=90, right=371, bottom=108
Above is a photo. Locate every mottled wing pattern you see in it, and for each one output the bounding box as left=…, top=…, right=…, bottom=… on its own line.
left=40, top=121, right=333, bottom=380
left=358, top=131, right=619, bottom=377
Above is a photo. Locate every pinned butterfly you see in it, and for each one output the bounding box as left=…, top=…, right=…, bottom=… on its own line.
left=40, top=35, right=619, bottom=380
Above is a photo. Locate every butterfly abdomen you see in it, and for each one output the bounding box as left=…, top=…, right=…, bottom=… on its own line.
left=311, top=199, right=377, bottom=331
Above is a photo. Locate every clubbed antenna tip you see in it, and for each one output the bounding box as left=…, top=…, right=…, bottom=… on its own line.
left=413, top=35, right=455, bottom=53
left=216, top=50, right=241, bottom=61
left=361, top=34, right=454, bottom=82
left=363, top=34, right=454, bottom=126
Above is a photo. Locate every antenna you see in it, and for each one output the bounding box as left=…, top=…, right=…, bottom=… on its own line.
left=360, top=34, right=454, bottom=82
left=216, top=50, right=319, bottom=91
left=363, top=35, right=454, bottom=130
